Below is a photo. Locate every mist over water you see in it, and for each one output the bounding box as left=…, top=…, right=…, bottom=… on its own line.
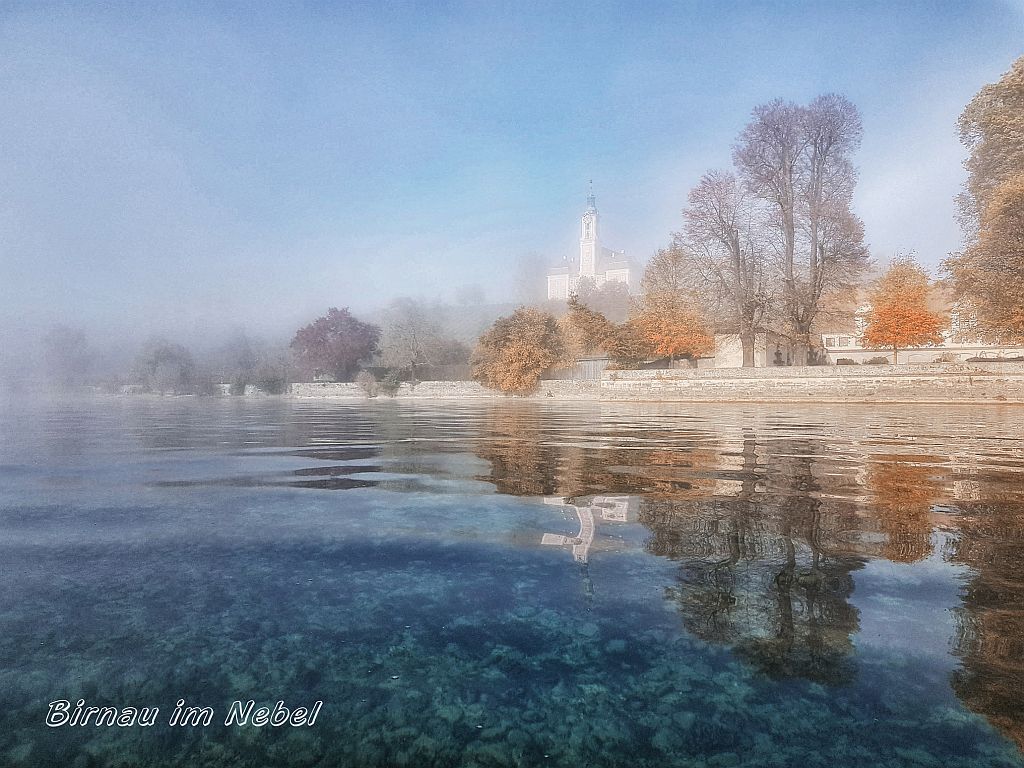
left=1, top=398, right=1022, bottom=766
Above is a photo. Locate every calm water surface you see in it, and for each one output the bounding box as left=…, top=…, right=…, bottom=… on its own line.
left=1, top=397, right=1023, bottom=767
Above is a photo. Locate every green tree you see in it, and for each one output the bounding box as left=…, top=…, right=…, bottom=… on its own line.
left=135, top=339, right=197, bottom=394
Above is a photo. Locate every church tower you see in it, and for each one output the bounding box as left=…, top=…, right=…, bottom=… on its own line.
left=579, top=181, right=599, bottom=279
left=545, top=181, right=632, bottom=301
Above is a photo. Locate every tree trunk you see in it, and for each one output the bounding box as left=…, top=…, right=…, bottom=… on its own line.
left=741, top=332, right=755, bottom=367
left=893, top=347, right=898, bottom=365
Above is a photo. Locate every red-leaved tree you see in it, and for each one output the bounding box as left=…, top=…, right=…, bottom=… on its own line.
left=290, top=307, right=380, bottom=382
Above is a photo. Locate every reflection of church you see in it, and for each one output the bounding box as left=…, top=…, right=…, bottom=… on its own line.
left=540, top=495, right=636, bottom=563
left=546, top=186, right=634, bottom=301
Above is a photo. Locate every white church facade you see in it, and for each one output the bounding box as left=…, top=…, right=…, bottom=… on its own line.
left=546, top=188, right=634, bottom=300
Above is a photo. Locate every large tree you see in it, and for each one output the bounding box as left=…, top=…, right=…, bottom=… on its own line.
left=602, top=321, right=654, bottom=369
left=680, top=170, right=771, bottom=366
left=471, top=307, right=564, bottom=394
left=861, top=257, right=944, bottom=363
left=944, top=56, right=1024, bottom=342
left=290, top=307, right=380, bottom=382
left=956, top=55, right=1024, bottom=231
left=733, top=95, right=868, bottom=359
left=944, top=176, right=1024, bottom=342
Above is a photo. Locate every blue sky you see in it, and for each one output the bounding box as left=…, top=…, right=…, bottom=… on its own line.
left=1, top=1, right=1022, bottom=342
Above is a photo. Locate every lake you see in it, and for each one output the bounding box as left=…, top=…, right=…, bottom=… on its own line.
left=1, top=397, right=1022, bottom=767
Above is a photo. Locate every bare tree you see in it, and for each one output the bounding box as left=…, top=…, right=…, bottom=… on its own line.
left=378, top=297, right=470, bottom=378
left=640, top=244, right=700, bottom=300
left=734, top=95, right=868, bottom=360
left=795, top=95, right=868, bottom=347
left=680, top=170, right=773, bottom=366
left=378, top=297, right=444, bottom=379
left=733, top=99, right=805, bottom=329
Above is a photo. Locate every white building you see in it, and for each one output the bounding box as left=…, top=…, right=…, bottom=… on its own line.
left=546, top=187, right=634, bottom=301
left=821, top=303, right=1024, bottom=363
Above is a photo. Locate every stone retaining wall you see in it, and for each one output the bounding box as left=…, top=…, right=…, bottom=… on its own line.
left=600, top=363, right=1024, bottom=403
left=288, top=364, right=1024, bottom=404
left=288, top=380, right=599, bottom=400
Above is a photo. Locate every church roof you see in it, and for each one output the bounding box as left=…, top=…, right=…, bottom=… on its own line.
left=597, top=247, right=631, bottom=272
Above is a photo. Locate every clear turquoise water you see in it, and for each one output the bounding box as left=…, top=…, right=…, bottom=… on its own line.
left=0, top=397, right=1022, bottom=767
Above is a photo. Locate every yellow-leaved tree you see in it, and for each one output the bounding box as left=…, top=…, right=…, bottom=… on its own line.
left=944, top=175, right=1024, bottom=342
left=862, top=257, right=944, bottom=363
left=471, top=307, right=564, bottom=395
left=943, top=55, right=1024, bottom=342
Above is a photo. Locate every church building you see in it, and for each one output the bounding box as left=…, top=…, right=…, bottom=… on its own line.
left=546, top=187, right=634, bottom=301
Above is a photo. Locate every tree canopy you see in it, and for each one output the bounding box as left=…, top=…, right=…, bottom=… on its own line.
left=135, top=339, right=199, bottom=394
left=290, top=307, right=380, bottom=382
left=632, top=293, right=714, bottom=362
left=471, top=307, right=564, bottom=394
left=944, top=56, right=1024, bottom=343
left=862, top=258, right=944, bottom=363
left=602, top=321, right=655, bottom=369
left=574, top=277, right=631, bottom=323
left=957, top=55, right=1024, bottom=226
left=733, top=94, right=868, bottom=357
left=560, top=295, right=615, bottom=362
left=679, top=170, right=771, bottom=366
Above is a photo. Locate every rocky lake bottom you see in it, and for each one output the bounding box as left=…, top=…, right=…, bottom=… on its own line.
left=1, top=397, right=1022, bottom=767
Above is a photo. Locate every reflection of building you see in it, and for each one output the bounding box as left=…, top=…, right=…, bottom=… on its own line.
left=541, top=496, right=635, bottom=563
left=546, top=186, right=634, bottom=301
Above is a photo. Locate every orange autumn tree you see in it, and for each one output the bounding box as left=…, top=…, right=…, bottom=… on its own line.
left=632, top=292, right=714, bottom=363
left=471, top=307, right=564, bottom=395
left=862, top=257, right=944, bottom=363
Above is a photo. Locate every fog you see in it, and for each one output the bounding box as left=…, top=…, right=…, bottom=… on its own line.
left=2, top=2, right=1022, bottom=388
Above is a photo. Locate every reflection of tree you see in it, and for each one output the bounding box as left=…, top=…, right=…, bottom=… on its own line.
left=867, top=457, right=942, bottom=563
left=474, top=403, right=717, bottom=499
left=475, top=406, right=560, bottom=496
left=644, top=435, right=864, bottom=685
left=949, top=501, right=1024, bottom=752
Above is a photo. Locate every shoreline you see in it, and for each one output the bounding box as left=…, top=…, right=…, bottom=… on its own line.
left=287, top=362, right=1024, bottom=405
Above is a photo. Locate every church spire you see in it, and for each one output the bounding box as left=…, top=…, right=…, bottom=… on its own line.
left=586, top=179, right=596, bottom=211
